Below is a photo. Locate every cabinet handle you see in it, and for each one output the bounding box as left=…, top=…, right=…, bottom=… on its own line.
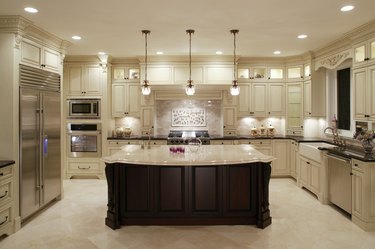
left=223, top=126, right=226, bottom=128
left=260, top=141, right=263, bottom=144
left=78, top=166, right=91, bottom=170
left=350, top=172, right=353, bottom=175
left=0, top=216, right=8, bottom=226
left=300, top=76, right=304, bottom=78
left=268, top=77, right=271, bottom=80
left=354, top=164, right=358, bottom=167
left=0, top=173, right=3, bottom=176
left=268, top=112, right=271, bottom=114
left=307, top=162, right=310, bottom=164
left=0, top=191, right=8, bottom=199
left=364, top=58, right=370, bottom=61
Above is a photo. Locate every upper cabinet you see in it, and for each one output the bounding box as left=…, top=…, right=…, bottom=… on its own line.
left=304, top=68, right=326, bottom=117
left=21, top=39, right=60, bottom=73
left=286, top=65, right=304, bottom=82
left=112, top=66, right=140, bottom=83
left=204, top=65, right=233, bottom=84
left=353, top=65, right=375, bottom=121
left=174, top=66, right=204, bottom=84
left=112, top=83, right=140, bottom=117
left=64, top=65, right=104, bottom=97
left=353, top=38, right=375, bottom=68
left=286, top=82, right=304, bottom=133
left=238, top=83, right=285, bottom=117
left=238, top=65, right=285, bottom=82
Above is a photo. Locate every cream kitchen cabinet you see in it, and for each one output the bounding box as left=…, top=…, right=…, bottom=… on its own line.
left=353, top=38, right=375, bottom=68
left=66, top=158, right=103, bottom=179
left=211, top=140, right=234, bottom=145
left=286, top=65, right=304, bottom=82
left=140, top=65, right=173, bottom=84
left=112, top=66, right=140, bottom=83
left=223, top=107, right=237, bottom=135
left=145, top=140, right=167, bottom=147
left=299, top=155, right=322, bottom=199
left=303, top=68, right=326, bottom=117
left=21, top=39, right=60, bottom=73
left=289, top=140, right=298, bottom=179
left=141, top=107, right=154, bottom=135
left=238, top=83, right=285, bottom=117
left=351, top=159, right=375, bottom=231
left=204, top=65, right=233, bottom=84
left=353, top=65, right=375, bottom=120
left=112, top=83, right=140, bottom=117
left=65, top=65, right=103, bottom=97
left=0, top=163, right=14, bottom=236
left=286, top=82, right=303, bottom=133
left=236, top=139, right=272, bottom=157
left=271, top=140, right=289, bottom=176
left=304, top=63, right=311, bottom=80
left=174, top=66, right=204, bottom=84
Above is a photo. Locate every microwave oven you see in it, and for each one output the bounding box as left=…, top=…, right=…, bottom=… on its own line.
left=67, top=99, right=100, bottom=119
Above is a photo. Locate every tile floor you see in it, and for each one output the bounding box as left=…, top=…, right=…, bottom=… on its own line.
left=1, top=178, right=375, bottom=249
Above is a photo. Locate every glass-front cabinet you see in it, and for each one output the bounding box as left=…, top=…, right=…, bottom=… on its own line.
left=353, top=38, right=375, bottom=68
left=237, top=66, right=284, bottom=82
left=113, top=66, right=140, bottom=82
left=287, top=65, right=303, bottom=81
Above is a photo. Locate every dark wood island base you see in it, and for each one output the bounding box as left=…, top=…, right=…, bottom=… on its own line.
left=105, top=162, right=272, bottom=229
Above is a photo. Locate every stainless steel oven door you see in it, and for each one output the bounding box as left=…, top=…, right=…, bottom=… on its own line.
left=67, top=131, right=102, bottom=158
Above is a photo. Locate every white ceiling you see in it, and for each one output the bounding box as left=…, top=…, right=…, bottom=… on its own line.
left=1, top=0, right=375, bottom=58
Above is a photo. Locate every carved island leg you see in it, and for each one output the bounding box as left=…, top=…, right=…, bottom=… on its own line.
left=105, top=163, right=121, bottom=229
left=257, top=162, right=272, bottom=228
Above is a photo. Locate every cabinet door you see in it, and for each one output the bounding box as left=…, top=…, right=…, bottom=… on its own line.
left=303, top=80, right=312, bottom=116
left=268, top=83, right=285, bottom=115
left=65, top=66, right=85, bottom=95
left=369, top=66, right=375, bottom=120
left=353, top=68, right=367, bottom=120
left=299, top=158, right=309, bottom=187
left=127, top=84, right=140, bottom=116
left=205, top=66, right=233, bottom=84
left=286, top=83, right=303, bottom=129
left=252, top=83, right=267, bottom=116
left=112, top=84, right=127, bottom=117
left=42, top=47, right=60, bottom=72
left=85, top=66, right=102, bottom=95
left=309, top=161, right=320, bottom=194
left=141, top=107, right=154, bottom=131
left=21, top=40, right=42, bottom=68
left=174, top=66, right=204, bottom=84
left=352, top=169, right=364, bottom=219
left=237, top=84, right=252, bottom=116
left=289, top=141, right=297, bottom=178
left=272, top=140, right=289, bottom=176
left=145, top=66, right=172, bottom=84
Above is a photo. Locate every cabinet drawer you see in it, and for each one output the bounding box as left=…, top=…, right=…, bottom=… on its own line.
left=224, top=130, right=237, bottom=136
left=0, top=206, right=11, bottom=230
left=0, top=166, right=12, bottom=181
left=237, top=139, right=271, bottom=146
left=211, top=140, right=233, bottom=145
left=108, top=140, right=141, bottom=146
left=68, top=162, right=100, bottom=172
left=0, top=179, right=12, bottom=206
left=352, top=160, right=365, bottom=173
left=148, top=140, right=167, bottom=146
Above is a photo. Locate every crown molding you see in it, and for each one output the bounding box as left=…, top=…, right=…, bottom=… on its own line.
left=315, top=49, right=352, bottom=70
left=0, top=15, right=71, bottom=54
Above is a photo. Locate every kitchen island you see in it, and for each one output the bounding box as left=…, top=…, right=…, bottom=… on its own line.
left=102, top=144, right=275, bottom=229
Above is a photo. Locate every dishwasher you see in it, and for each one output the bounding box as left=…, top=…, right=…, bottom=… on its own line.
left=327, top=153, right=352, bottom=214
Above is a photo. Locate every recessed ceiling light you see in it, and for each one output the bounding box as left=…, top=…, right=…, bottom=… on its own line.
left=156, top=51, right=164, bottom=55
left=98, top=52, right=106, bottom=55
left=297, top=34, right=308, bottom=39
left=216, top=51, right=223, bottom=55
left=24, top=7, right=38, bottom=13
left=72, top=36, right=82, bottom=40
left=273, top=51, right=281, bottom=55
left=341, top=5, right=354, bottom=12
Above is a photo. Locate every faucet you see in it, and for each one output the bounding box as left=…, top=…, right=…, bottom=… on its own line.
left=324, top=126, right=345, bottom=147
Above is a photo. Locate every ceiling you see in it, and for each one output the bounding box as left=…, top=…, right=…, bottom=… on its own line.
left=1, top=0, right=375, bottom=58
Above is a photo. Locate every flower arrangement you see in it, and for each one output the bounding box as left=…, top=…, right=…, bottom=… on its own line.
left=353, top=129, right=375, bottom=141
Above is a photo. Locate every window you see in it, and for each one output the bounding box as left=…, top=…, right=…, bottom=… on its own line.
left=337, top=68, right=351, bottom=130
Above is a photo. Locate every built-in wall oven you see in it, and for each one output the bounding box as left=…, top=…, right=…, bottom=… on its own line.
left=67, top=123, right=102, bottom=158
left=67, top=98, right=100, bottom=119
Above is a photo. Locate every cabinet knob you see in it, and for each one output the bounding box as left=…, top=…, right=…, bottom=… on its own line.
left=260, top=142, right=263, bottom=144
left=307, top=162, right=310, bottom=164
left=223, top=126, right=226, bottom=128
left=350, top=172, right=353, bottom=175
left=354, top=164, right=358, bottom=167
left=268, top=77, right=271, bottom=80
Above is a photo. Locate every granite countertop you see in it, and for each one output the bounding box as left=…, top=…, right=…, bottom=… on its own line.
left=102, top=144, right=276, bottom=166
left=0, top=160, right=15, bottom=168
left=323, top=146, right=375, bottom=162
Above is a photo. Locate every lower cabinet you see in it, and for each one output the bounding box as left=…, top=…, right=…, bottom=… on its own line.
left=0, top=164, right=15, bottom=236
left=271, top=140, right=289, bottom=176
left=107, top=140, right=143, bottom=155
left=66, top=158, right=103, bottom=179
left=299, top=155, right=322, bottom=200
left=289, top=140, right=298, bottom=179
left=211, top=140, right=234, bottom=145
left=351, top=159, right=375, bottom=231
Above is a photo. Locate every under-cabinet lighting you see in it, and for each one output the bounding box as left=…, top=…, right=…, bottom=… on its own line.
left=273, top=51, right=281, bottom=55
left=216, top=51, right=223, bottom=55
left=297, top=34, right=307, bottom=39
left=72, top=36, right=82, bottom=40
left=24, top=7, right=38, bottom=13
left=156, top=51, right=164, bottom=55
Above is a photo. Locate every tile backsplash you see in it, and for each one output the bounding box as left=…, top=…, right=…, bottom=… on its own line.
left=155, top=99, right=222, bottom=136
left=237, top=117, right=286, bottom=136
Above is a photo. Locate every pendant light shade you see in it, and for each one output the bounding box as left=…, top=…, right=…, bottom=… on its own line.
left=142, top=30, right=151, bottom=95
left=230, top=29, right=240, bottom=96
left=186, top=29, right=195, bottom=96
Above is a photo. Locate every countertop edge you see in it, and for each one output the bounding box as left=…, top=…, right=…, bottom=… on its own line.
left=0, top=160, right=15, bottom=168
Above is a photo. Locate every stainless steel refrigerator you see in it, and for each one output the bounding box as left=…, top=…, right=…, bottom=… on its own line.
left=19, top=64, right=61, bottom=220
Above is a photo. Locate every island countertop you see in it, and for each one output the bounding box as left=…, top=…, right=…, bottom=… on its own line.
left=102, top=144, right=276, bottom=166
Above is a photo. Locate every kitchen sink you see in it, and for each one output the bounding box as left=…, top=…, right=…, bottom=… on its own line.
left=299, top=142, right=337, bottom=163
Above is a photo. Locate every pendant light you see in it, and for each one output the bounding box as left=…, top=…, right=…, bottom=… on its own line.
left=141, top=30, right=151, bottom=95
left=186, top=29, right=195, bottom=96
left=230, top=29, right=240, bottom=96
